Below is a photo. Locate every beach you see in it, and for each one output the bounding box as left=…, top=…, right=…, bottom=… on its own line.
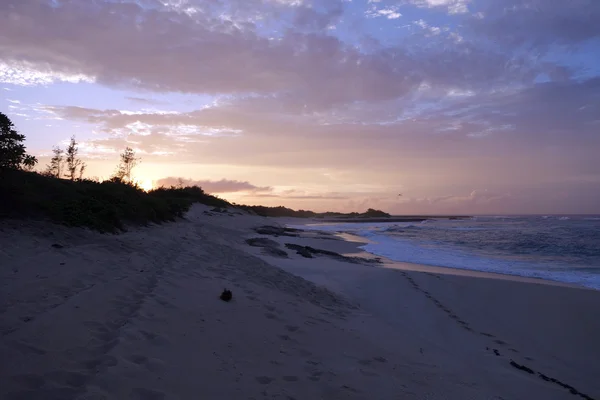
left=1, top=205, right=599, bottom=400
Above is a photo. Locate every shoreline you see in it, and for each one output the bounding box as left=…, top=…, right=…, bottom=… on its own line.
left=286, top=221, right=596, bottom=291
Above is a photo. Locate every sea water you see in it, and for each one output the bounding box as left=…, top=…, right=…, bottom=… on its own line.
left=289, top=216, right=600, bottom=290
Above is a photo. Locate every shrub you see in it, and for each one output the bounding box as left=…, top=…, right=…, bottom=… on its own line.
left=0, top=169, right=232, bottom=232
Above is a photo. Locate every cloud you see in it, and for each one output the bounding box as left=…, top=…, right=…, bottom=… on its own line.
left=0, top=0, right=558, bottom=111
left=366, top=5, right=402, bottom=19
left=125, top=97, right=168, bottom=106
left=34, top=75, right=599, bottom=183
left=1, top=0, right=598, bottom=214
left=253, top=189, right=348, bottom=200
left=0, top=61, right=95, bottom=86
left=466, top=0, right=600, bottom=48
left=154, top=177, right=272, bottom=193
left=407, top=0, right=471, bottom=14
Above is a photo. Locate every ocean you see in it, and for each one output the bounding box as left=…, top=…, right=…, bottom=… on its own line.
left=290, top=215, right=600, bottom=290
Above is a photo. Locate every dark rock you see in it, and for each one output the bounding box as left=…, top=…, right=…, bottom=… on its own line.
left=220, top=289, right=232, bottom=302
left=509, top=360, right=534, bottom=374
left=538, top=373, right=550, bottom=381
left=51, top=243, right=64, bottom=249
left=254, top=226, right=301, bottom=237
left=263, top=247, right=289, bottom=258
left=283, top=243, right=376, bottom=264
left=245, top=238, right=280, bottom=248
left=285, top=243, right=314, bottom=258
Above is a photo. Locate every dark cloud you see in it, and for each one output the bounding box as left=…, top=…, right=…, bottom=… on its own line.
left=0, top=0, right=558, bottom=110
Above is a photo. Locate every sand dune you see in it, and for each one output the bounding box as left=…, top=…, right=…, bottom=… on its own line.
left=1, top=205, right=598, bottom=399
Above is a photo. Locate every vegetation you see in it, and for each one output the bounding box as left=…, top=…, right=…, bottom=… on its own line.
left=45, top=146, right=64, bottom=178
left=237, top=205, right=390, bottom=219
left=65, top=136, right=86, bottom=181
left=0, top=111, right=38, bottom=170
left=113, top=146, right=139, bottom=183
left=0, top=169, right=232, bottom=232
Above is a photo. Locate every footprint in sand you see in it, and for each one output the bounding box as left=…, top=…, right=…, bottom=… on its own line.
left=139, top=330, right=170, bottom=346
left=296, top=348, right=312, bottom=357
left=130, top=387, right=166, bottom=400
left=342, top=385, right=361, bottom=393
left=127, top=354, right=149, bottom=365
left=10, top=374, right=46, bottom=390
left=11, top=341, right=47, bottom=356
left=255, top=376, right=275, bottom=385
left=7, top=387, right=79, bottom=400
left=154, top=297, right=176, bottom=309
left=45, top=370, right=87, bottom=388
left=360, top=369, right=380, bottom=377
left=285, top=325, right=300, bottom=333
left=82, top=355, right=118, bottom=370
left=264, top=312, right=282, bottom=321
left=307, top=371, right=323, bottom=382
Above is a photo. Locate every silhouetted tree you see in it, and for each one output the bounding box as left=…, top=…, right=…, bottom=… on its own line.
left=65, top=136, right=85, bottom=181
left=45, top=146, right=64, bottom=178
left=113, top=146, right=140, bottom=183
left=0, top=111, right=38, bottom=170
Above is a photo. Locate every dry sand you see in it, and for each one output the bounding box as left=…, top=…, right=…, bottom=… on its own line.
left=1, top=205, right=599, bottom=400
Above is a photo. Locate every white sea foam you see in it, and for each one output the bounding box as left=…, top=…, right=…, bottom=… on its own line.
left=288, top=222, right=600, bottom=290
left=359, top=232, right=600, bottom=289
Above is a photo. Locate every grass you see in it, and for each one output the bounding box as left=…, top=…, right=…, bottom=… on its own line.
left=0, top=169, right=231, bottom=232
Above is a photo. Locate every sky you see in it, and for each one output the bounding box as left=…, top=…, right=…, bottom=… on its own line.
left=1, top=0, right=599, bottom=215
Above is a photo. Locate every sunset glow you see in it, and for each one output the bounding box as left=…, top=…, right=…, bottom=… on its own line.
left=138, top=179, right=155, bottom=193
left=1, top=0, right=599, bottom=214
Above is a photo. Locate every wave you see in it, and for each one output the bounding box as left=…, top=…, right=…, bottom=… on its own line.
left=289, top=218, right=600, bottom=291
left=358, top=232, right=600, bottom=290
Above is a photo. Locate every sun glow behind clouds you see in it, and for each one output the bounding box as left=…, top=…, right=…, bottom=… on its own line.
left=138, top=178, right=155, bottom=192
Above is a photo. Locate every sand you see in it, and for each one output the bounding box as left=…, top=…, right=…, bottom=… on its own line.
left=1, top=205, right=599, bottom=400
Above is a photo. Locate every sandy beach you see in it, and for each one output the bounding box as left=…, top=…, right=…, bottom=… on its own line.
left=1, top=205, right=599, bottom=400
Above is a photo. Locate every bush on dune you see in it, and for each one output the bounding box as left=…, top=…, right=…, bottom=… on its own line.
left=0, top=169, right=230, bottom=232
left=0, top=111, right=233, bottom=232
left=149, top=185, right=230, bottom=209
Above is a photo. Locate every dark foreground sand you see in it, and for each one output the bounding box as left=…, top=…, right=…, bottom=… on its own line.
left=1, top=205, right=599, bottom=400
